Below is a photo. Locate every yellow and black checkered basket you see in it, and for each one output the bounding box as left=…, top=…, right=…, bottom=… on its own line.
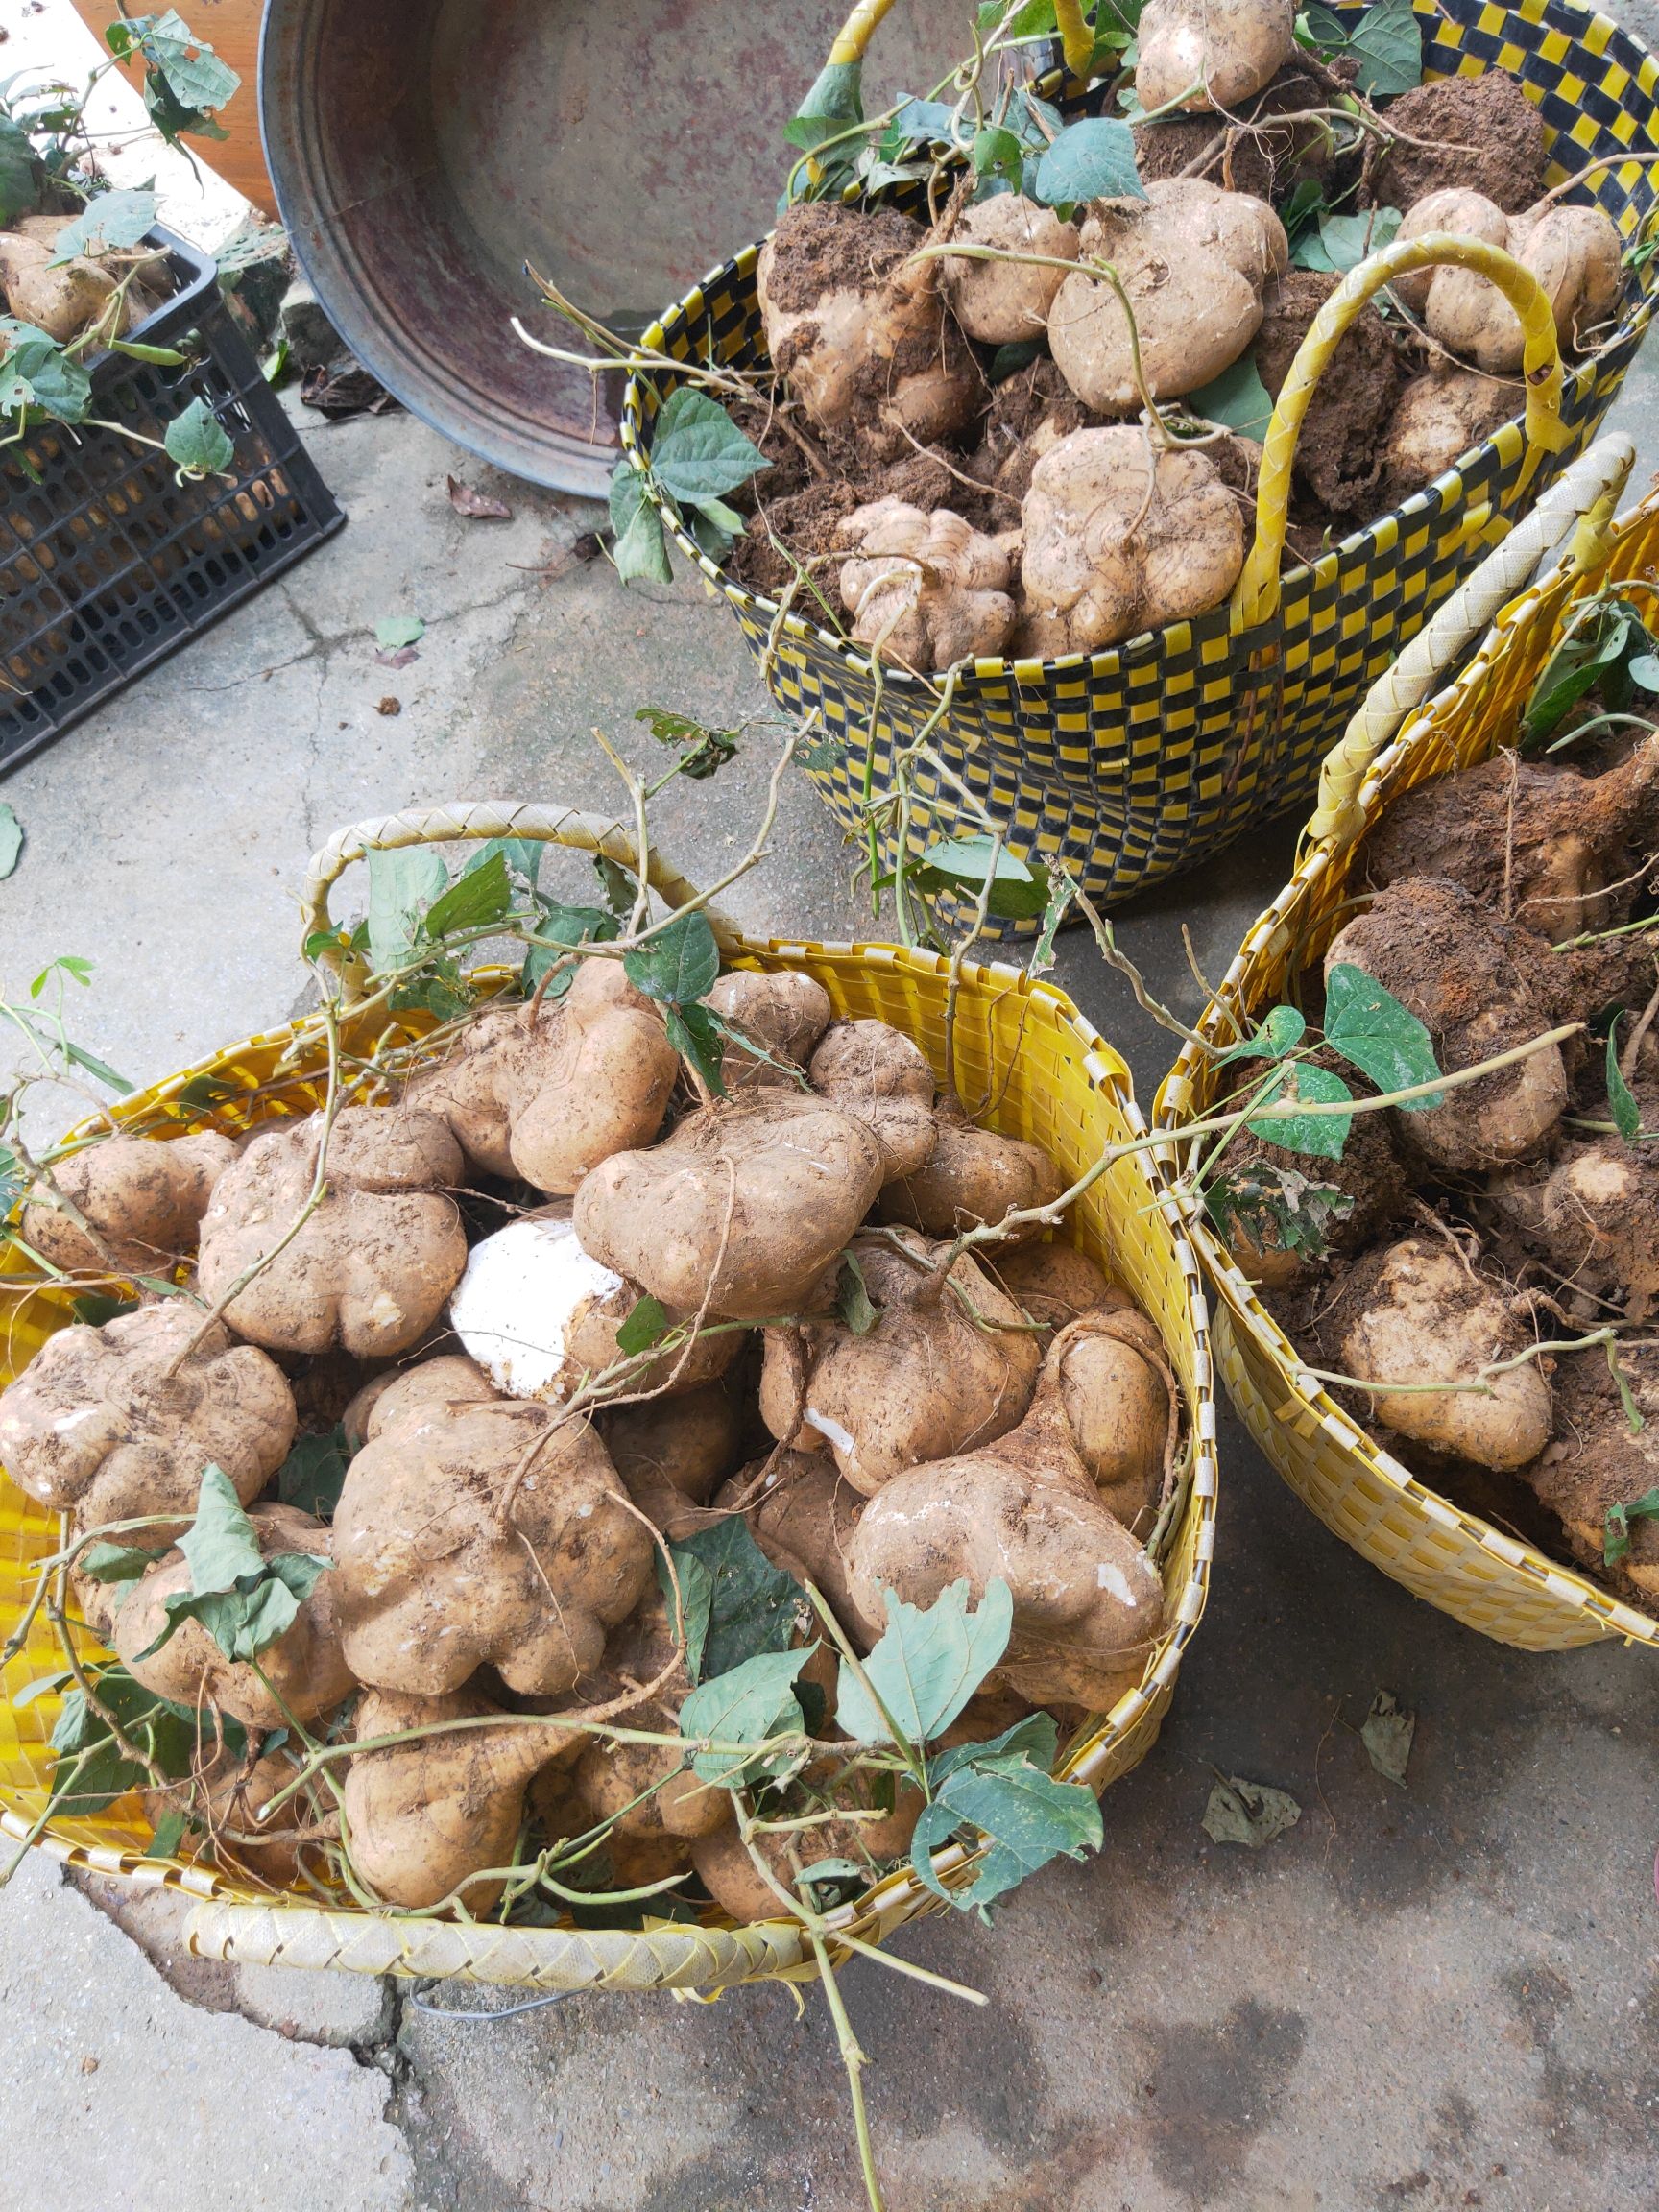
left=1154, top=435, right=1659, bottom=1653
left=620, top=0, right=1659, bottom=936
left=0, top=804, right=1217, bottom=1997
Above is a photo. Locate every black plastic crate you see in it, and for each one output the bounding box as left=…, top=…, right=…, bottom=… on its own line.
left=0, top=228, right=345, bottom=768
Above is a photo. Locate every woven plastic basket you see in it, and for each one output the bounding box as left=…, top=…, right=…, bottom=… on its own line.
left=1154, top=434, right=1659, bottom=1654
left=0, top=803, right=1217, bottom=1994
left=619, top=0, right=1659, bottom=935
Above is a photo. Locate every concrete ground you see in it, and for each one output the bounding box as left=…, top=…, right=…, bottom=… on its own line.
left=5, top=233, right=1659, bottom=2212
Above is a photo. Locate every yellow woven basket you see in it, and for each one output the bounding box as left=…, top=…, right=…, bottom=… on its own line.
left=620, top=0, right=1659, bottom=934
left=1154, top=435, right=1659, bottom=1653
left=0, top=804, right=1217, bottom=1994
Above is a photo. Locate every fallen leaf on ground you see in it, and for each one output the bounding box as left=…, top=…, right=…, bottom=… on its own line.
left=373, top=646, right=420, bottom=669
left=1202, top=1774, right=1302, bottom=1849
left=301, top=361, right=401, bottom=419
left=1361, top=1690, right=1415, bottom=1786
left=374, top=614, right=425, bottom=650
left=376, top=697, right=401, bottom=717
left=0, top=805, right=21, bottom=879
left=446, top=474, right=512, bottom=521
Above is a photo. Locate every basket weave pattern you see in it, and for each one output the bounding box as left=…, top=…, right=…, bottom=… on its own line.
left=621, top=0, right=1659, bottom=928
left=0, top=933, right=1216, bottom=1989
left=1155, top=493, right=1659, bottom=1653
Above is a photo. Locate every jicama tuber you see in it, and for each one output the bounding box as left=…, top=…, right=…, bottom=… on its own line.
left=1382, top=369, right=1519, bottom=503
left=1522, top=1344, right=1659, bottom=1605
left=757, top=1230, right=1041, bottom=1495
left=715, top=1451, right=872, bottom=1643
left=20, top=1131, right=237, bottom=1276
left=806, top=1019, right=938, bottom=1182
left=938, top=194, right=1079, bottom=344
left=1051, top=1310, right=1175, bottom=1532
left=604, top=1379, right=745, bottom=1536
left=0, top=1304, right=295, bottom=1534
left=404, top=959, right=678, bottom=1191
left=1395, top=189, right=1623, bottom=373
left=1486, top=1136, right=1659, bottom=1323
left=836, top=498, right=1019, bottom=669
left=197, top=1106, right=468, bottom=1358
left=989, top=1241, right=1130, bottom=1330
left=1016, top=426, right=1245, bottom=657
left=847, top=1333, right=1167, bottom=1707
left=878, top=1103, right=1063, bottom=1239
left=1134, top=0, right=1298, bottom=115
left=707, top=970, right=833, bottom=1089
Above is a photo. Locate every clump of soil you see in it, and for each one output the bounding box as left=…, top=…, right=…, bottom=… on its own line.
left=972, top=355, right=1101, bottom=503
left=1366, top=71, right=1549, bottom=213
left=1254, top=269, right=1407, bottom=519
left=758, top=201, right=925, bottom=316
left=1134, top=66, right=1339, bottom=204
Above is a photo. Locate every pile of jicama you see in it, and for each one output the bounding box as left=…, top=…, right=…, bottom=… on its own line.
left=3, top=941, right=1183, bottom=1923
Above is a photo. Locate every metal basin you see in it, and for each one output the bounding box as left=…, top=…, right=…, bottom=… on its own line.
left=261, top=0, right=974, bottom=492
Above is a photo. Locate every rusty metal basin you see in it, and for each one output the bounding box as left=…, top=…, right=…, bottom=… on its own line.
left=260, top=0, right=974, bottom=493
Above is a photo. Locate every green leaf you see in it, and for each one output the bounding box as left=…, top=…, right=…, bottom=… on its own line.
left=835, top=1251, right=881, bottom=1335
left=47, top=1664, right=230, bottom=1816
left=664, top=1002, right=728, bottom=1097
left=178, top=1464, right=266, bottom=1592
left=1520, top=595, right=1656, bottom=750
left=0, top=114, right=39, bottom=228
left=1323, top=963, right=1443, bottom=1108
left=1031, top=117, right=1144, bottom=206
left=1185, top=352, right=1274, bottom=441
left=49, top=189, right=159, bottom=266
left=624, top=910, right=721, bottom=1007
left=522, top=904, right=619, bottom=996
left=0, top=803, right=25, bottom=882
left=988, top=337, right=1046, bottom=385
left=836, top=1579, right=1013, bottom=1749
left=1245, top=1062, right=1354, bottom=1159
left=0, top=320, right=92, bottom=424
left=1214, top=1004, right=1306, bottom=1065
left=276, top=1425, right=349, bottom=1519
left=1359, top=1689, right=1414, bottom=1785
left=976, top=0, right=1059, bottom=39
left=70, top=1293, right=139, bottom=1328
left=1607, top=1019, right=1643, bottom=1142
left=974, top=124, right=1024, bottom=182
left=1605, top=1484, right=1659, bottom=1567
left=464, top=837, right=541, bottom=891
left=1628, top=652, right=1659, bottom=692
left=144, top=1808, right=188, bottom=1860
left=635, top=707, right=739, bottom=781
left=366, top=845, right=448, bottom=972
left=133, top=10, right=241, bottom=115
left=1338, top=0, right=1423, bottom=94
left=679, top=1647, right=811, bottom=1785
left=615, top=1293, right=672, bottom=1357
left=162, top=396, right=234, bottom=478
left=912, top=1733, right=1101, bottom=1911
left=911, top=836, right=1049, bottom=921
left=80, top=1542, right=162, bottom=1585
left=373, top=613, right=425, bottom=652
left=62, top=1037, right=132, bottom=1095
left=889, top=96, right=964, bottom=146
left=1292, top=205, right=1402, bottom=275
left=650, top=388, right=766, bottom=509
left=666, top=1520, right=810, bottom=1684
left=1202, top=1773, right=1302, bottom=1847
left=1278, top=175, right=1328, bottom=243
left=788, top=58, right=864, bottom=134
left=1030, top=866, right=1077, bottom=975
left=1203, top=1163, right=1355, bottom=1262
left=421, top=849, right=513, bottom=942
left=608, top=463, right=673, bottom=587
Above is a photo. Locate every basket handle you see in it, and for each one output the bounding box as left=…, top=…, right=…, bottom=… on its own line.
left=1233, top=232, right=1571, bottom=630
left=300, top=802, right=746, bottom=999
left=1300, top=431, right=1637, bottom=852
left=823, top=0, right=1095, bottom=81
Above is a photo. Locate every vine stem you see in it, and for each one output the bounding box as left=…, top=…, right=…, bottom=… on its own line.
left=810, top=1927, right=888, bottom=2212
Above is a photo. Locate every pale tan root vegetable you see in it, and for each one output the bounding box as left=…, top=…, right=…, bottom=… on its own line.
left=706, top=971, right=833, bottom=1089
left=332, top=1390, right=652, bottom=1696
left=938, top=193, right=1079, bottom=343
left=1486, top=1142, right=1659, bottom=1322
left=988, top=1241, right=1131, bottom=1330
left=341, top=1352, right=497, bottom=1451
left=562, top=1597, right=733, bottom=1848
left=847, top=1329, right=1166, bottom=1708
left=1323, top=878, right=1568, bottom=1170
left=20, top=1131, right=238, bottom=1275
left=115, top=1503, right=353, bottom=1728
left=1395, top=188, right=1623, bottom=372
left=1135, top=0, right=1299, bottom=114
left=1047, top=180, right=1287, bottom=412
left=0, top=1304, right=295, bottom=1534
left=836, top=498, right=1020, bottom=669
left=715, top=1450, right=875, bottom=1644
left=1015, top=426, right=1246, bottom=656
left=1382, top=368, right=1518, bottom=501
left=448, top=1215, right=743, bottom=1402
left=755, top=202, right=983, bottom=463
left=403, top=960, right=678, bottom=1192
left=197, top=1105, right=468, bottom=1357
left=806, top=1019, right=938, bottom=1181
left=343, top=1686, right=553, bottom=1911
left=690, top=1764, right=926, bottom=1922
left=0, top=228, right=117, bottom=343
left=1051, top=1310, right=1175, bottom=1532
left=878, top=1103, right=1063, bottom=1240
left=759, top=1230, right=1041, bottom=1497
left=1337, top=1237, right=1553, bottom=1471
left=1522, top=1344, right=1659, bottom=1603
left=574, top=1091, right=885, bottom=1323
left=604, top=1379, right=746, bottom=1537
